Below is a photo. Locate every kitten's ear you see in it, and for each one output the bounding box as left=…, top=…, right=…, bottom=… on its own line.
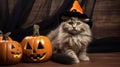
left=83, top=18, right=90, bottom=22
left=60, top=15, right=70, bottom=21
left=83, top=18, right=93, bottom=28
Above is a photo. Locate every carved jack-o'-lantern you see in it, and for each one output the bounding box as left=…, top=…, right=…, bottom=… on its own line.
left=0, top=32, right=22, bottom=65
left=21, top=25, right=52, bottom=62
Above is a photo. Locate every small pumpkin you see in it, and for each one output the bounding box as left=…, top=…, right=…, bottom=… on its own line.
left=0, top=32, right=22, bottom=65
left=21, top=24, right=52, bottom=62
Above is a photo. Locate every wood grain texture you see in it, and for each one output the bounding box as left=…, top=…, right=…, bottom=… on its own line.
left=92, top=0, right=120, bottom=39
left=0, top=52, right=120, bottom=67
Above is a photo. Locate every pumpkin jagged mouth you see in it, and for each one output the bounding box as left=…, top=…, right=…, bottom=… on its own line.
left=30, top=53, right=46, bottom=61
left=11, top=52, right=22, bottom=58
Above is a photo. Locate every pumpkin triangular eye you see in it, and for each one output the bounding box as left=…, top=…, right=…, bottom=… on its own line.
left=26, top=43, right=32, bottom=49
left=11, top=45, right=15, bottom=49
left=38, top=42, right=44, bottom=49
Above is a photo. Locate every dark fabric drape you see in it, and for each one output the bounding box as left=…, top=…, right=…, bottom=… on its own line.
left=0, top=0, right=9, bottom=30
left=0, top=0, right=95, bottom=42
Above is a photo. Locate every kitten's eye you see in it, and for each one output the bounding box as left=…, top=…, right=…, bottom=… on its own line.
left=77, top=22, right=80, bottom=25
left=68, top=22, right=73, bottom=24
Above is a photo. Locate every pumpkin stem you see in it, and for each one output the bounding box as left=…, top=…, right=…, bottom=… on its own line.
left=2, top=32, right=11, bottom=40
left=33, top=24, right=40, bottom=36
left=0, top=30, right=3, bottom=36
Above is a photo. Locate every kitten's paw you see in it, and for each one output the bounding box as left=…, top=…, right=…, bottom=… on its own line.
left=65, top=50, right=80, bottom=63
left=79, top=56, right=90, bottom=61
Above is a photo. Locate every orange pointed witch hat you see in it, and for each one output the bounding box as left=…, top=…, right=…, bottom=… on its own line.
left=70, top=0, right=83, bottom=14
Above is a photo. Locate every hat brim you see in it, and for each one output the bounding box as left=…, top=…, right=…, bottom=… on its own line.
left=59, top=12, right=93, bottom=28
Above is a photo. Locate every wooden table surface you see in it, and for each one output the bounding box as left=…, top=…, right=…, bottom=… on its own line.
left=1, top=52, right=120, bottom=67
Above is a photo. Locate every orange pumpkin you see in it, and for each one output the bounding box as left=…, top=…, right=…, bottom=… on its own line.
left=21, top=24, right=52, bottom=62
left=0, top=32, right=22, bottom=65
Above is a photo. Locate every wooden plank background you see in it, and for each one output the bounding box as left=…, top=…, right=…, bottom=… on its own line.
left=92, top=0, right=120, bottom=39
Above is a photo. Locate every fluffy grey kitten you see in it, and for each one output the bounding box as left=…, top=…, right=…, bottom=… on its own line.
left=47, top=15, right=92, bottom=64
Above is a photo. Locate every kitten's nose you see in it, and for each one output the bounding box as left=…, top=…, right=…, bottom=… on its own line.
left=73, top=27, right=76, bottom=30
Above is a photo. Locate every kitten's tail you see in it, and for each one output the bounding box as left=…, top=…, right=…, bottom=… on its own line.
left=51, top=53, right=78, bottom=64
